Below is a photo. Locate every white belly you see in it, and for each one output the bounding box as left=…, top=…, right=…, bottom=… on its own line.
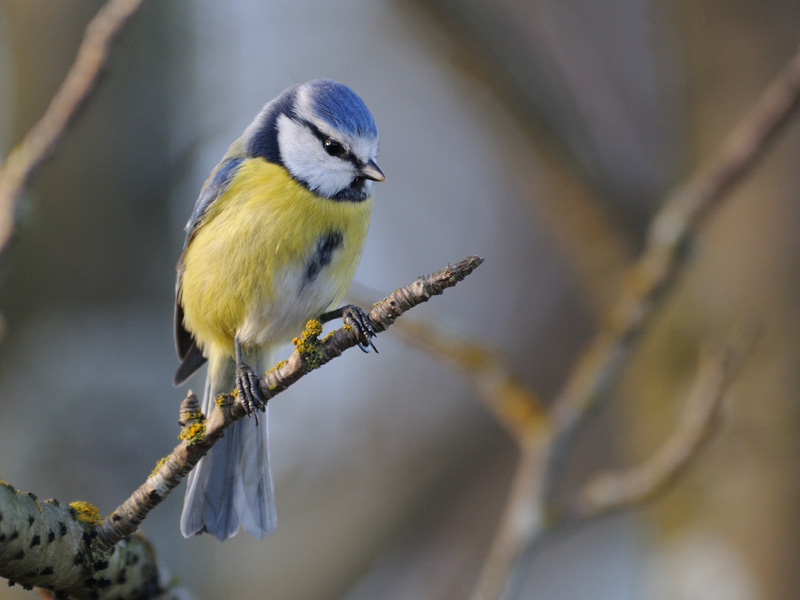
left=237, top=261, right=342, bottom=349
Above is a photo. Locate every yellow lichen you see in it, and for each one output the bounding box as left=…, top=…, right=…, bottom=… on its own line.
left=265, top=359, right=288, bottom=375
left=292, top=319, right=325, bottom=370
left=304, top=319, right=323, bottom=337
left=150, top=456, right=169, bottom=478
left=215, top=392, right=235, bottom=406
left=179, top=421, right=206, bottom=444
left=69, top=501, right=103, bottom=526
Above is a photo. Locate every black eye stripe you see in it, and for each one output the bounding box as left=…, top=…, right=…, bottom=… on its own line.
left=302, top=119, right=327, bottom=142
left=299, top=119, right=353, bottom=161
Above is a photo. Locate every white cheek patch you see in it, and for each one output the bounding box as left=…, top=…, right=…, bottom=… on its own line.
left=277, top=115, right=355, bottom=197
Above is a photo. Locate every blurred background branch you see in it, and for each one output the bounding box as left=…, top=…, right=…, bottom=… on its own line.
left=571, top=340, right=746, bottom=520
left=0, top=0, right=143, bottom=254
left=469, top=40, right=800, bottom=600
left=550, top=39, right=800, bottom=439
left=377, top=311, right=548, bottom=443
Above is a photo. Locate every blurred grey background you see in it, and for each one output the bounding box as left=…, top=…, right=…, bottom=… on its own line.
left=0, top=0, right=799, bottom=599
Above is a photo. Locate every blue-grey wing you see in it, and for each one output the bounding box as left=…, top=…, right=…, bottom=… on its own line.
left=183, top=155, right=246, bottom=249
left=174, top=155, right=246, bottom=382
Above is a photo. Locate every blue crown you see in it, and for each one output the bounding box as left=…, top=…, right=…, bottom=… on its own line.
left=307, top=79, right=378, bottom=139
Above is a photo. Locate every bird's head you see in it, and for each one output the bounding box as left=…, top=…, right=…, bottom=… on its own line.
left=245, top=79, right=384, bottom=201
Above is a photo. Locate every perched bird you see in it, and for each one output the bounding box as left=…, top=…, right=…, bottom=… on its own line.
left=174, top=79, right=384, bottom=540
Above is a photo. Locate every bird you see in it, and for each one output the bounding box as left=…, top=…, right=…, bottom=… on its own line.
left=173, top=79, right=385, bottom=540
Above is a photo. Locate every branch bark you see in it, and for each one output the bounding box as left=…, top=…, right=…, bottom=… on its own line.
left=0, top=482, right=174, bottom=600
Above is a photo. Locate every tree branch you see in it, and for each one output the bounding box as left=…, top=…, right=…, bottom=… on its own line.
left=95, top=256, right=483, bottom=550
left=549, top=42, right=800, bottom=439
left=569, top=341, right=746, bottom=520
left=388, top=316, right=548, bottom=443
left=0, top=482, right=177, bottom=600
left=469, top=42, right=800, bottom=600
left=0, top=257, right=481, bottom=596
left=0, top=0, right=144, bottom=254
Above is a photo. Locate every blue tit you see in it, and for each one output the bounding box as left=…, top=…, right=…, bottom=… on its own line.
left=174, top=79, right=385, bottom=540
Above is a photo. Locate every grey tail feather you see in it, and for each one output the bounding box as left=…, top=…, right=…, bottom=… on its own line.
left=180, top=353, right=277, bottom=540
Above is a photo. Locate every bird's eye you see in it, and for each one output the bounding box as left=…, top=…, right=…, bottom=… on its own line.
left=323, top=138, right=346, bottom=158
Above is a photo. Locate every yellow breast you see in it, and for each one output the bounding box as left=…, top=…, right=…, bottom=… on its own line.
left=179, top=158, right=373, bottom=358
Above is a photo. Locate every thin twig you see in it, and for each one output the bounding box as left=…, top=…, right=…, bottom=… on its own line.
left=471, top=42, right=800, bottom=600
left=570, top=342, right=746, bottom=519
left=350, top=279, right=547, bottom=440
left=96, top=256, right=483, bottom=550
left=469, top=437, right=553, bottom=600
left=390, top=317, right=548, bottom=443
left=0, top=0, right=144, bottom=253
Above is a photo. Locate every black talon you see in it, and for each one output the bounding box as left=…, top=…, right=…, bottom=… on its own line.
left=345, top=306, right=378, bottom=353
left=320, top=304, right=378, bottom=353
left=235, top=337, right=264, bottom=425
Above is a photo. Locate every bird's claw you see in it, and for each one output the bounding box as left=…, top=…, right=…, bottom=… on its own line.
left=341, top=305, right=378, bottom=353
left=235, top=361, right=264, bottom=425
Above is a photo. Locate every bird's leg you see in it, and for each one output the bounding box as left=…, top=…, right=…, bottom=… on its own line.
left=235, top=336, right=264, bottom=424
left=320, top=305, right=378, bottom=353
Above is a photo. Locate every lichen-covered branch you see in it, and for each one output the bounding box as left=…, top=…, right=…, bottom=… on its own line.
left=95, top=256, right=483, bottom=550
left=0, top=257, right=481, bottom=595
left=257, top=256, right=484, bottom=399
left=0, top=0, right=144, bottom=254
left=0, top=482, right=176, bottom=600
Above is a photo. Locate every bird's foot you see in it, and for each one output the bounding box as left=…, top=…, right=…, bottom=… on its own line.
left=235, top=338, right=264, bottom=425
left=321, top=304, right=378, bottom=353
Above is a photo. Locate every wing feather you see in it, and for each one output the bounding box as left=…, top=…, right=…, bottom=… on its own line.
left=173, top=153, right=246, bottom=384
